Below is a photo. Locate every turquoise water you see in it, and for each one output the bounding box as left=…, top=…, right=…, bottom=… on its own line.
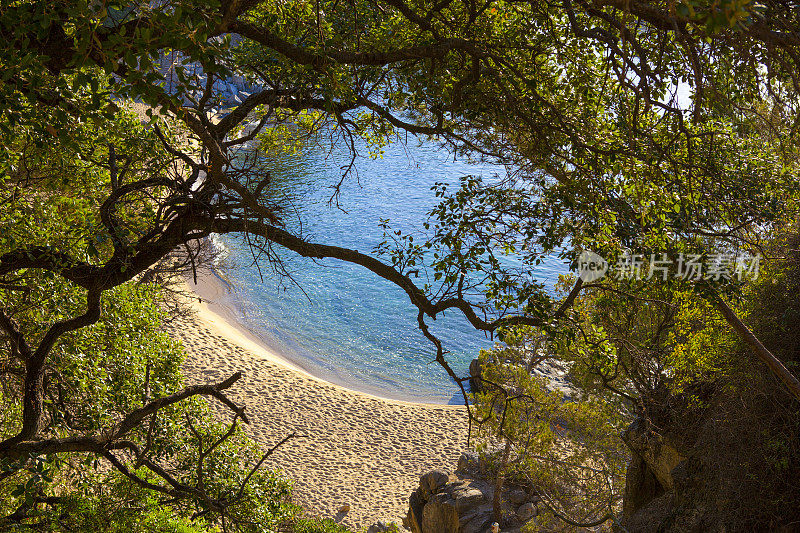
left=216, top=137, right=567, bottom=403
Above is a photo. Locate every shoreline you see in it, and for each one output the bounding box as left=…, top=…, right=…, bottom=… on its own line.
left=168, top=269, right=469, bottom=529
left=184, top=266, right=466, bottom=407
left=185, top=268, right=319, bottom=377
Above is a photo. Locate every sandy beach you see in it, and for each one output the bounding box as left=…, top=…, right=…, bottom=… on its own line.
left=165, top=271, right=469, bottom=530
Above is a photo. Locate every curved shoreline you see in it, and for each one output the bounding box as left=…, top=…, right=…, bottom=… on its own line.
left=184, top=267, right=465, bottom=407
left=170, top=269, right=469, bottom=529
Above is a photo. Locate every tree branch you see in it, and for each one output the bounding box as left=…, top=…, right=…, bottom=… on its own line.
left=707, top=288, right=800, bottom=402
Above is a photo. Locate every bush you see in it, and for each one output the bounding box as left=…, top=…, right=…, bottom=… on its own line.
left=287, top=518, right=355, bottom=533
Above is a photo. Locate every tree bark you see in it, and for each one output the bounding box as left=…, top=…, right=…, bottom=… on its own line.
left=493, top=437, right=513, bottom=522
left=709, top=291, right=800, bottom=402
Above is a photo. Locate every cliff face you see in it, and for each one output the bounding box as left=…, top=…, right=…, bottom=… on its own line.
left=619, top=382, right=800, bottom=533
left=620, top=237, right=800, bottom=532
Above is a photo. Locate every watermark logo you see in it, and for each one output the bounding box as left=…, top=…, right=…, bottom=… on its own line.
left=572, top=251, right=760, bottom=282
left=576, top=250, right=609, bottom=282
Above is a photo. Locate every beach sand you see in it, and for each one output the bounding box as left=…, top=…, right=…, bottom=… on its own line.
left=165, top=271, right=469, bottom=530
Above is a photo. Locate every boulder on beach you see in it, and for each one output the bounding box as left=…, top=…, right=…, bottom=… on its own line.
left=406, top=468, right=539, bottom=533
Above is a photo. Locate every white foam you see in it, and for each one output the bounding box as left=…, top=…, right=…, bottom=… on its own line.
left=208, top=233, right=230, bottom=265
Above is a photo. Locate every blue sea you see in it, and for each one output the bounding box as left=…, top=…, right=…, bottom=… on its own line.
left=213, top=135, right=567, bottom=403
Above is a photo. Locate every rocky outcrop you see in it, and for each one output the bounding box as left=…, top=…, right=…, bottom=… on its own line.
left=620, top=417, right=686, bottom=521
left=622, top=452, right=666, bottom=519
left=469, top=358, right=484, bottom=394
left=405, top=455, right=540, bottom=533
left=622, top=418, right=685, bottom=493
left=618, top=404, right=800, bottom=532
left=457, top=451, right=482, bottom=474
left=152, top=42, right=259, bottom=109
left=618, top=415, right=729, bottom=533
left=469, top=356, right=575, bottom=398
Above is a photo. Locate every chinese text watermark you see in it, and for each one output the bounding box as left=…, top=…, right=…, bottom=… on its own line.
left=576, top=251, right=760, bottom=282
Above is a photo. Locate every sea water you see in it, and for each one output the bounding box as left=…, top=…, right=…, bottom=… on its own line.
left=214, top=135, right=566, bottom=403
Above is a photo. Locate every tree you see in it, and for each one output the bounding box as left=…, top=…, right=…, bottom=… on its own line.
left=0, top=108, right=301, bottom=530
left=471, top=322, right=628, bottom=527
left=2, top=0, right=800, bottom=529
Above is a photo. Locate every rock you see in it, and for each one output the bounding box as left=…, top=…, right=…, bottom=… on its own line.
left=621, top=492, right=674, bottom=533
left=457, top=452, right=479, bottom=473
left=623, top=454, right=664, bottom=518
left=459, top=504, right=494, bottom=533
left=449, top=483, right=486, bottom=512
left=516, top=502, right=537, bottom=521
left=619, top=417, right=690, bottom=530
left=407, top=489, right=425, bottom=533
left=622, top=418, right=684, bottom=493
left=421, top=493, right=460, bottom=533
left=469, top=358, right=484, bottom=393
left=420, top=469, right=450, bottom=496
left=621, top=417, right=685, bottom=521
left=461, top=515, right=492, bottom=533
left=338, top=504, right=350, bottom=514
left=508, top=488, right=528, bottom=505
left=408, top=467, right=533, bottom=533
left=366, top=521, right=393, bottom=533
left=408, top=472, right=492, bottom=533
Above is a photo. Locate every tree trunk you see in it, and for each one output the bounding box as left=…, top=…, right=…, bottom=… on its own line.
left=493, top=437, right=513, bottom=522
left=709, top=291, right=800, bottom=402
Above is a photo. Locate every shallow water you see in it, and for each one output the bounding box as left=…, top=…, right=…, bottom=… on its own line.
left=215, top=136, right=567, bottom=403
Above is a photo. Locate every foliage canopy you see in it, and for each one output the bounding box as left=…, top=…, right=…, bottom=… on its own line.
left=2, top=0, right=800, bottom=529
